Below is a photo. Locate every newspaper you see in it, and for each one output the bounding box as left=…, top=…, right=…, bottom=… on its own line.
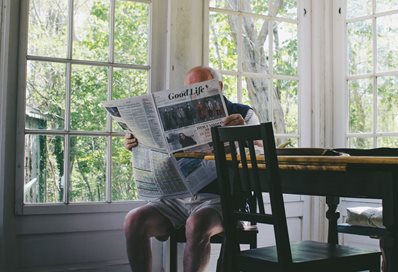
left=102, top=79, right=227, bottom=199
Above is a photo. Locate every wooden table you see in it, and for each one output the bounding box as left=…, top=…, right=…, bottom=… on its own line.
left=204, top=154, right=398, bottom=272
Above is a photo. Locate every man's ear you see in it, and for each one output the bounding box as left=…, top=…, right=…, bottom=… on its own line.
left=219, top=81, right=223, bottom=92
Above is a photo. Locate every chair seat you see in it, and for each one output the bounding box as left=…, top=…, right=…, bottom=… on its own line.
left=239, top=240, right=381, bottom=271
left=338, top=223, right=388, bottom=238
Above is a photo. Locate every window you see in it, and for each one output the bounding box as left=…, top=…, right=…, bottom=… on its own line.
left=335, top=0, right=398, bottom=148
left=206, top=0, right=305, bottom=146
left=18, top=0, right=151, bottom=208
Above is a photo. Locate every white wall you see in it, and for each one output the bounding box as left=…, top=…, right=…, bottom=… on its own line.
left=1, top=0, right=19, bottom=270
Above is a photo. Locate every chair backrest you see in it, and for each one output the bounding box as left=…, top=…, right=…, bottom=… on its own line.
left=211, top=123, right=292, bottom=266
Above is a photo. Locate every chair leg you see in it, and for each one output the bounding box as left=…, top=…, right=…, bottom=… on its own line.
left=216, top=242, right=225, bottom=272
left=170, top=235, right=178, bottom=272
left=250, top=235, right=257, bottom=249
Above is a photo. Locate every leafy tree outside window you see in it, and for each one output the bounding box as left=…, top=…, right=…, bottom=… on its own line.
left=208, top=0, right=299, bottom=146
left=346, top=0, right=398, bottom=148
left=23, top=0, right=150, bottom=204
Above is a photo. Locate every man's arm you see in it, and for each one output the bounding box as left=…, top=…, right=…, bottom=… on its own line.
left=223, top=114, right=245, bottom=126
left=223, top=110, right=263, bottom=147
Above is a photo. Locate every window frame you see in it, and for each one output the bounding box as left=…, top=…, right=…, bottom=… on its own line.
left=333, top=0, right=398, bottom=148
left=203, top=0, right=312, bottom=147
left=15, top=0, right=164, bottom=215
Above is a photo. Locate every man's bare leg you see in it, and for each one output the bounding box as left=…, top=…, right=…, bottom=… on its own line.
left=184, top=208, right=223, bottom=272
left=124, top=204, right=174, bottom=272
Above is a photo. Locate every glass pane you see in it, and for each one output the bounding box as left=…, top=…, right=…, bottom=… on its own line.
left=346, top=0, right=372, bottom=19
left=347, top=20, right=372, bottom=75
left=73, top=0, right=109, bottom=61
left=26, top=61, right=66, bottom=130
left=377, top=14, right=398, bottom=72
left=273, top=79, right=298, bottom=134
left=112, top=137, right=137, bottom=201
left=209, top=0, right=237, bottom=10
left=348, top=137, right=373, bottom=148
left=70, top=65, right=108, bottom=131
left=271, top=0, right=297, bottom=19
left=209, top=12, right=238, bottom=71
left=221, top=74, right=238, bottom=102
left=24, top=135, right=64, bottom=204
left=112, top=68, right=148, bottom=131
left=69, top=136, right=106, bottom=202
left=114, top=0, right=149, bottom=65
left=275, top=137, right=298, bottom=148
left=377, top=76, right=398, bottom=133
left=376, top=1, right=398, bottom=13
left=377, top=137, right=398, bottom=147
left=273, top=21, right=298, bottom=76
left=241, top=0, right=268, bottom=15
left=241, top=16, right=269, bottom=74
left=243, top=77, right=270, bottom=122
left=113, top=69, right=148, bottom=99
left=28, top=0, right=68, bottom=58
left=348, top=79, right=373, bottom=133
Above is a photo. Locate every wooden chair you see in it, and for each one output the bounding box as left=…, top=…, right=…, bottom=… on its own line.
left=211, top=123, right=381, bottom=272
left=169, top=224, right=257, bottom=272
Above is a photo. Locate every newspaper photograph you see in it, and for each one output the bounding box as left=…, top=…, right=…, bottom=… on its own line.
left=154, top=80, right=227, bottom=153
left=102, top=79, right=227, bottom=199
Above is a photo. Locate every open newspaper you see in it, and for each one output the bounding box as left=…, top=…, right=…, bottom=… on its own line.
left=102, top=79, right=227, bottom=199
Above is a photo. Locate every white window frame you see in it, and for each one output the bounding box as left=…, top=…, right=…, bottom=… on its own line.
left=203, top=0, right=311, bottom=147
left=333, top=0, right=398, bottom=147
left=15, top=0, right=167, bottom=215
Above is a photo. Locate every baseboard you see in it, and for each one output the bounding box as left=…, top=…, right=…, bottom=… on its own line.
left=17, top=259, right=131, bottom=272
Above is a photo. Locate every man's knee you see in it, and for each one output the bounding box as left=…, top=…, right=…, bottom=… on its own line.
left=185, top=209, right=222, bottom=243
left=124, top=208, right=145, bottom=237
left=124, top=206, right=157, bottom=238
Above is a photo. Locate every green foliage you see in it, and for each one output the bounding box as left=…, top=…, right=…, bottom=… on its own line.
left=25, top=0, right=149, bottom=203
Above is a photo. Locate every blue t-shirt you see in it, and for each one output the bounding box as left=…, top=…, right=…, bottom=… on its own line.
left=198, top=97, right=252, bottom=194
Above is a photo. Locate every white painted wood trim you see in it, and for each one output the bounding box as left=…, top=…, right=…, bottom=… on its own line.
left=299, top=0, right=311, bottom=147
left=332, top=0, right=347, bottom=147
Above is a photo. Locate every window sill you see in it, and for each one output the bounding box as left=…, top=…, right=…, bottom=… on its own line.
left=18, top=200, right=147, bottom=215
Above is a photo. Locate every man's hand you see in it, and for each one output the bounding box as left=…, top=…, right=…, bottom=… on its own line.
left=223, top=114, right=245, bottom=126
left=124, top=133, right=138, bottom=151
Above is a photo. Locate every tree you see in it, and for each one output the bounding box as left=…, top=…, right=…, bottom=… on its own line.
left=209, top=0, right=299, bottom=139
left=25, top=0, right=149, bottom=203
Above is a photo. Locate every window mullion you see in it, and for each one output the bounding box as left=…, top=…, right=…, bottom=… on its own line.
left=106, top=0, right=116, bottom=203
left=64, top=0, right=74, bottom=204
left=237, top=14, right=242, bottom=103
left=372, top=0, right=377, bottom=147
left=268, top=0, right=274, bottom=123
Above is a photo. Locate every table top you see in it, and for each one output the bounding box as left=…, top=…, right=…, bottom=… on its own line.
left=172, top=151, right=398, bottom=171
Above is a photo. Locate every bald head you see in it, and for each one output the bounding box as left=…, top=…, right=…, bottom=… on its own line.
left=184, top=66, right=213, bottom=85
left=184, top=66, right=223, bottom=91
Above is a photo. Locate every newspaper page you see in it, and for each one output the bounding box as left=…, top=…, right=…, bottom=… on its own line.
left=131, top=145, right=190, bottom=199
left=102, top=94, right=166, bottom=150
left=153, top=79, right=228, bottom=193
left=103, top=79, right=228, bottom=199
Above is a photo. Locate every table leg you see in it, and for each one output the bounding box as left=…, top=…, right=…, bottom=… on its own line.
left=387, top=170, right=398, bottom=272
left=326, top=196, right=340, bottom=244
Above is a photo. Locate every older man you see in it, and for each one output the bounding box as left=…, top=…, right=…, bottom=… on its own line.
left=123, top=66, right=260, bottom=272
